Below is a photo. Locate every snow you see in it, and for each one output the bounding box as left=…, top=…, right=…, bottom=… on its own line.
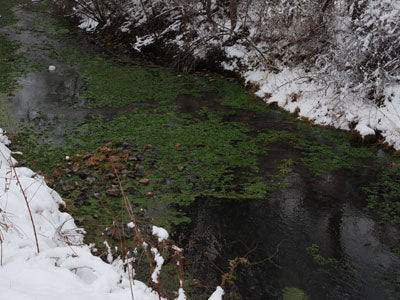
left=176, top=288, right=187, bottom=300
left=150, top=247, right=164, bottom=283
left=78, top=17, right=99, bottom=32
left=355, top=123, right=375, bottom=137
left=208, top=286, right=224, bottom=300
left=152, top=225, right=168, bottom=242
left=0, top=129, right=163, bottom=300
left=127, top=222, right=135, bottom=228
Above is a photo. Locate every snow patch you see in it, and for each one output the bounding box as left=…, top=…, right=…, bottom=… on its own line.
left=208, top=286, right=224, bottom=300
left=152, top=225, right=169, bottom=242
left=78, top=17, right=99, bottom=32
left=150, top=247, right=164, bottom=283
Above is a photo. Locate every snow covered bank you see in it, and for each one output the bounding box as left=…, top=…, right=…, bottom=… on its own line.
left=240, top=66, right=400, bottom=149
left=0, top=129, right=161, bottom=300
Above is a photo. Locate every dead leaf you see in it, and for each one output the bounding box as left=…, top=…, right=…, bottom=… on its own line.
left=53, top=168, right=62, bottom=178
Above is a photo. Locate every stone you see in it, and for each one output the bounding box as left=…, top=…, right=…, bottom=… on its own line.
left=77, top=192, right=88, bottom=201
left=106, top=188, right=121, bottom=197
left=139, top=178, right=150, bottom=185
left=103, top=173, right=115, bottom=180
left=86, top=177, right=96, bottom=185
left=83, top=153, right=92, bottom=160
left=127, top=172, right=136, bottom=178
left=78, top=170, right=90, bottom=179
left=62, top=185, right=74, bottom=192
left=93, top=192, right=102, bottom=200
left=126, top=187, right=140, bottom=196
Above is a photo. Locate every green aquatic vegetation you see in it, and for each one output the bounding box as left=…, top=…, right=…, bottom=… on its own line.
left=0, top=0, right=30, bottom=28
left=299, top=143, right=359, bottom=176
left=206, top=75, right=270, bottom=112
left=306, top=244, right=338, bottom=265
left=32, top=16, right=70, bottom=36
left=49, top=46, right=273, bottom=112
left=363, top=159, right=400, bottom=224
left=74, top=108, right=266, bottom=198
left=0, top=35, right=24, bottom=93
left=283, top=287, right=309, bottom=300
left=256, top=127, right=377, bottom=176
left=276, top=158, right=294, bottom=178
left=256, top=130, right=297, bottom=145
left=50, top=48, right=204, bottom=108
left=18, top=106, right=275, bottom=229
left=27, top=0, right=52, bottom=13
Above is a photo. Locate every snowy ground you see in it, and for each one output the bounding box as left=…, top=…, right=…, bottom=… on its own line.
left=0, top=129, right=223, bottom=299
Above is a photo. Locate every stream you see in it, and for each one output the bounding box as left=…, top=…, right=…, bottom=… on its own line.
left=1, top=2, right=400, bottom=299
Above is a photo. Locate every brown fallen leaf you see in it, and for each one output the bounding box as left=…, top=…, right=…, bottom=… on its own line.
left=53, top=168, right=62, bottom=178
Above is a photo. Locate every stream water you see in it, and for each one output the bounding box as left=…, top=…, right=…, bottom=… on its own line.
left=1, top=2, right=400, bottom=299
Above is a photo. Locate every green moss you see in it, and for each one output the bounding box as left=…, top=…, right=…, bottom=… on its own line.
left=283, top=287, right=309, bottom=300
